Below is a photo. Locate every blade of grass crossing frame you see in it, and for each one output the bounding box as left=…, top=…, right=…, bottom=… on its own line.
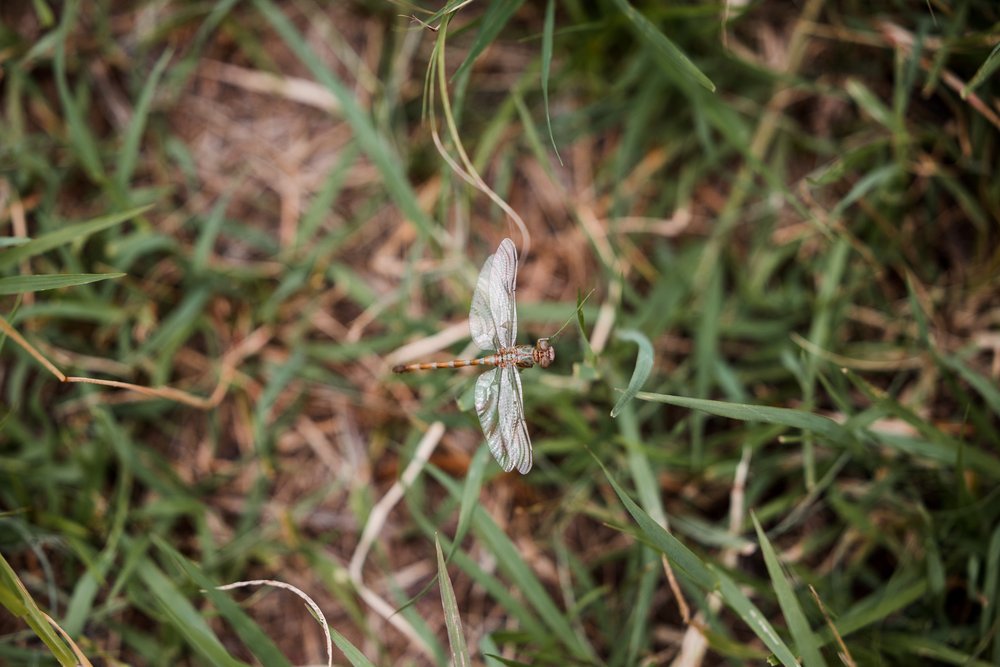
left=63, top=454, right=132, bottom=636
left=594, top=455, right=715, bottom=589
left=608, top=0, right=715, bottom=92
left=610, top=329, right=653, bottom=418
left=936, top=353, right=1000, bottom=418
left=840, top=369, right=1000, bottom=478
left=541, top=0, right=561, bottom=163
left=297, top=142, right=360, bottom=248
left=825, top=575, right=926, bottom=639
left=436, top=536, right=472, bottom=667
left=329, top=632, right=378, bottom=667
left=751, top=514, right=826, bottom=667
left=0, top=273, right=125, bottom=295
left=635, top=392, right=851, bottom=444
left=575, top=290, right=591, bottom=351
left=0, top=205, right=152, bottom=272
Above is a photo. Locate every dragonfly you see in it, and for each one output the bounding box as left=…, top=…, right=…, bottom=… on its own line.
left=393, top=238, right=554, bottom=474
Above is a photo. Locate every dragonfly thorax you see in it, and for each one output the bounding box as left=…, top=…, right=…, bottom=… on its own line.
left=499, top=338, right=554, bottom=369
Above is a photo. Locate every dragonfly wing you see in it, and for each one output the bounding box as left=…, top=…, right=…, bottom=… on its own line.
left=470, top=254, right=499, bottom=351
left=488, top=238, right=518, bottom=349
left=498, top=366, right=532, bottom=474
left=474, top=367, right=511, bottom=471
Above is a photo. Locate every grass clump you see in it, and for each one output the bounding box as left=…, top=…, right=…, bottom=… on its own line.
left=2, top=1, right=999, bottom=665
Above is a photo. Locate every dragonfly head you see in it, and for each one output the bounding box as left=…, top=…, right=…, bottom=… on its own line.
left=534, top=338, right=555, bottom=368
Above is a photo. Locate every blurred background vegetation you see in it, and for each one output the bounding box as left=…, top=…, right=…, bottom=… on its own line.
left=1, top=0, right=999, bottom=665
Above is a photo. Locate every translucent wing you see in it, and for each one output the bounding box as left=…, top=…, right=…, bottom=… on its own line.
left=488, top=239, right=518, bottom=350
left=474, top=366, right=532, bottom=474
left=474, top=367, right=507, bottom=470
left=469, top=254, right=498, bottom=351
left=498, top=366, right=532, bottom=474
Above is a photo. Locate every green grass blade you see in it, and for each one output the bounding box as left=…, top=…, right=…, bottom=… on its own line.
left=635, top=391, right=851, bottom=443
left=935, top=352, right=1000, bottom=417
left=53, top=0, right=104, bottom=183
left=0, top=205, right=152, bottom=272
left=0, top=273, right=125, bottom=295
left=0, top=551, right=78, bottom=665
left=452, top=0, right=526, bottom=82
left=154, top=538, right=293, bottom=667
left=963, top=42, right=1000, bottom=98
left=751, top=513, right=826, bottom=667
left=594, top=455, right=715, bottom=590
left=608, top=0, right=715, bottom=92
left=252, top=0, right=438, bottom=243
left=541, top=0, right=561, bottom=163
left=116, top=48, right=173, bottom=191
left=136, top=559, right=249, bottom=667
left=826, top=576, right=926, bottom=639
left=192, top=196, right=229, bottom=273
left=426, top=467, right=595, bottom=661
left=598, top=455, right=802, bottom=664
left=436, top=535, right=472, bottom=667
left=713, top=568, right=802, bottom=667
left=609, top=329, right=653, bottom=418
left=449, top=444, right=490, bottom=562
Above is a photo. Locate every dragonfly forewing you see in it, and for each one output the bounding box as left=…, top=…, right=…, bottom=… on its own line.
left=470, top=254, right=498, bottom=351
left=488, top=239, right=518, bottom=349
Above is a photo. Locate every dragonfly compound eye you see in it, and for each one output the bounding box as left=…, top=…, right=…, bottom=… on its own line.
left=535, top=338, right=555, bottom=368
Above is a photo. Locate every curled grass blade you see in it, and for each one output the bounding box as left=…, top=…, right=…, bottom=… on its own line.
left=541, top=0, right=561, bottom=163
left=609, top=329, right=653, bottom=418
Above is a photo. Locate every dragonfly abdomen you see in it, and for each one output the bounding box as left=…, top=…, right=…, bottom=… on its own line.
left=392, top=356, right=498, bottom=373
